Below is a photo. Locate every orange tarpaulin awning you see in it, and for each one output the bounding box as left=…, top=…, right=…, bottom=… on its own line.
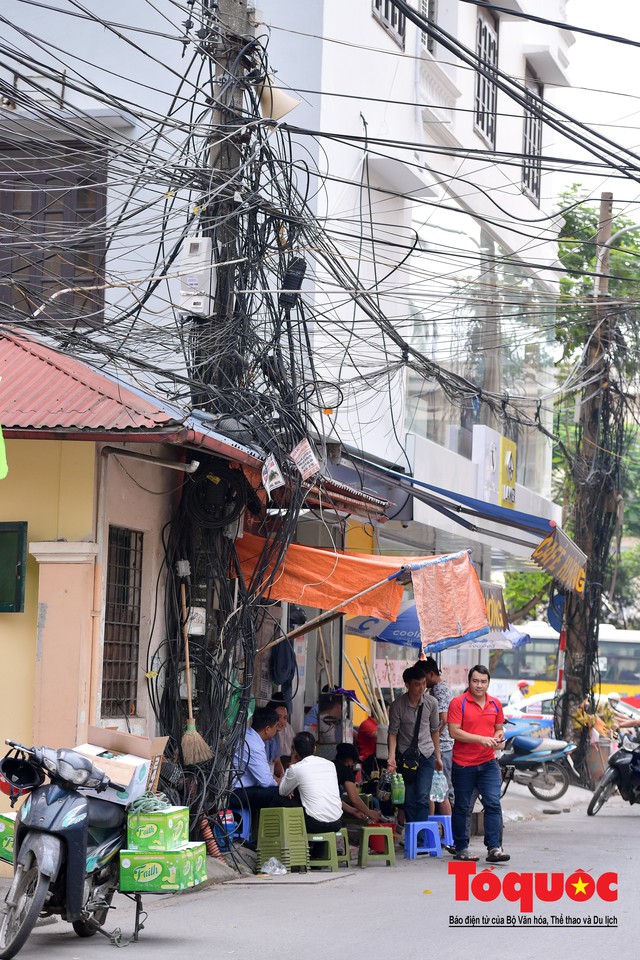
left=235, top=532, right=431, bottom=620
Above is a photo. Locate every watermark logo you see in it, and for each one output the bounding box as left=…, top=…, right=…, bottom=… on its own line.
left=449, top=862, right=617, bottom=914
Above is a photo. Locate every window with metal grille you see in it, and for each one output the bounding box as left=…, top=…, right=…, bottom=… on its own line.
left=420, top=0, right=437, bottom=54
left=474, top=12, right=499, bottom=147
left=522, top=69, right=543, bottom=204
left=0, top=142, right=106, bottom=325
left=372, top=0, right=406, bottom=49
left=102, top=526, right=143, bottom=718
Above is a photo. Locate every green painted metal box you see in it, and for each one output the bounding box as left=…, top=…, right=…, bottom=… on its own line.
left=0, top=812, right=17, bottom=864
left=126, top=806, right=189, bottom=851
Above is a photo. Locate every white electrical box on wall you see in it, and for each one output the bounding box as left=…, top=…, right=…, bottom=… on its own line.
left=179, top=236, right=215, bottom=316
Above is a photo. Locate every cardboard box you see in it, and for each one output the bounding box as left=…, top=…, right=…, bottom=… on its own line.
left=120, top=847, right=193, bottom=892
left=185, top=841, right=207, bottom=885
left=75, top=726, right=168, bottom=806
left=127, top=806, right=190, bottom=851
left=0, top=812, right=17, bottom=864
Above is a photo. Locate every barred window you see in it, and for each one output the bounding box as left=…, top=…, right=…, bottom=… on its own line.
left=372, top=0, right=406, bottom=49
left=474, top=12, right=499, bottom=147
left=0, top=142, right=106, bottom=324
left=522, top=69, right=543, bottom=204
left=420, top=0, right=437, bottom=54
left=102, top=526, right=143, bottom=719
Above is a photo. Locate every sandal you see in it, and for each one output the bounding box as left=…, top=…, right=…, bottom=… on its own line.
left=453, top=849, right=479, bottom=861
left=486, top=848, right=510, bottom=863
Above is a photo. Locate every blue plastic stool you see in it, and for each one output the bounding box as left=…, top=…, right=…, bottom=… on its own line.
left=428, top=814, right=453, bottom=846
left=403, top=821, right=442, bottom=859
left=230, top=806, right=251, bottom=842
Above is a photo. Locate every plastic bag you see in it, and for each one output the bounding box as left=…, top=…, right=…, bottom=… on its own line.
left=430, top=770, right=448, bottom=803
left=260, top=857, right=287, bottom=876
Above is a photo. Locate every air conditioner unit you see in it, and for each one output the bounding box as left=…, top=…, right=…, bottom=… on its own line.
left=179, top=237, right=215, bottom=316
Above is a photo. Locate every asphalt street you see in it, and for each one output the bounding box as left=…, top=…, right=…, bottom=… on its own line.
left=1, top=784, right=637, bottom=960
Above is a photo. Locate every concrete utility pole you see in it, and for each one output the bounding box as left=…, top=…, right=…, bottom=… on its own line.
left=194, top=0, right=251, bottom=407
left=560, top=193, right=623, bottom=763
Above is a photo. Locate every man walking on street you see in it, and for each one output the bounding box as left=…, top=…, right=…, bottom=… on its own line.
left=387, top=666, right=442, bottom=824
left=447, top=664, right=509, bottom=863
left=415, top=657, right=454, bottom=816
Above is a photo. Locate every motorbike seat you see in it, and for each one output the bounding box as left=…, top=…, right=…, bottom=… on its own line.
left=511, top=735, right=567, bottom=754
left=87, top=797, right=126, bottom=830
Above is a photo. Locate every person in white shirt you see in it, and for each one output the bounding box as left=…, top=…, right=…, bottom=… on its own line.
left=278, top=732, right=343, bottom=832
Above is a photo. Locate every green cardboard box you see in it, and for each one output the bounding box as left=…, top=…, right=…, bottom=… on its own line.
left=119, top=848, right=193, bottom=892
left=126, top=806, right=189, bottom=851
left=185, top=841, right=207, bottom=885
left=0, top=812, right=17, bottom=864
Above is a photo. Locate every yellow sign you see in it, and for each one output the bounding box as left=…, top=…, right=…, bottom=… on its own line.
left=499, top=436, right=516, bottom=508
left=531, top=527, right=587, bottom=595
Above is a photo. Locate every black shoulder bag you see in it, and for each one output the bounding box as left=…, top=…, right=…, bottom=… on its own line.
left=396, top=704, right=423, bottom=784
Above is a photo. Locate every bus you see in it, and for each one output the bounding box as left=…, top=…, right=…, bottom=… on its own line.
left=488, top=621, right=640, bottom=707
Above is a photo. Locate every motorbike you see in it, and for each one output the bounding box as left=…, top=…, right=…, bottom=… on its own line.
left=587, top=731, right=640, bottom=816
left=498, top=722, right=577, bottom=802
left=0, top=739, right=143, bottom=959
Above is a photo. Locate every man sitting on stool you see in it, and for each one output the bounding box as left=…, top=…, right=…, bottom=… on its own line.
left=278, top=732, right=343, bottom=833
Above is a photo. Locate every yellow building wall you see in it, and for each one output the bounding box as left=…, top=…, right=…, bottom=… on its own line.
left=344, top=520, right=377, bottom=726
left=0, top=439, right=95, bottom=815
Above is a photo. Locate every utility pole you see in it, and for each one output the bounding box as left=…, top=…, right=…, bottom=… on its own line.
left=193, top=0, right=251, bottom=408
left=560, top=193, right=624, bottom=769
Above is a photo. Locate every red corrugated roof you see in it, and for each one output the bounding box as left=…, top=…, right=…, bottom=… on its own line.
left=0, top=331, right=182, bottom=431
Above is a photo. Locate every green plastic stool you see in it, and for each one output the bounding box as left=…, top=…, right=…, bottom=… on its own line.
left=358, top=825, right=396, bottom=868
left=257, top=808, right=309, bottom=871
left=307, top=831, right=340, bottom=871
left=336, top=827, right=350, bottom=867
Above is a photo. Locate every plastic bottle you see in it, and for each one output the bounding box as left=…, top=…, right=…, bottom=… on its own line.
left=391, top=773, right=405, bottom=805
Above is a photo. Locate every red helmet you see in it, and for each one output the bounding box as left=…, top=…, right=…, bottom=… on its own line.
left=0, top=751, right=44, bottom=805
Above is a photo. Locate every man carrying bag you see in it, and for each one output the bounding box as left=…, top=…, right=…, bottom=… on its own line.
left=387, top=666, right=442, bottom=824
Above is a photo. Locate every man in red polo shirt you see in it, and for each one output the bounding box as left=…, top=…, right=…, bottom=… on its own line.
left=447, top=664, right=509, bottom=863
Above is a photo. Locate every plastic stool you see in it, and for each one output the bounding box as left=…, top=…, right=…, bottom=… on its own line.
left=403, top=821, right=442, bottom=859
left=230, top=806, right=251, bottom=842
left=358, top=826, right=396, bottom=868
left=428, top=814, right=453, bottom=846
left=257, top=808, right=310, bottom=872
left=336, top=827, right=350, bottom=867
left=307, top=832, right=340, bottom=871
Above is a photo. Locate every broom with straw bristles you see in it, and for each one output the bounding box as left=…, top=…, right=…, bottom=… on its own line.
left=177, top=560, right=212, bottom=765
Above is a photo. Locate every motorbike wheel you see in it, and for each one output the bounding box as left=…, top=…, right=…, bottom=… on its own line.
left=72, top=920, right=98, bottom=938
left=527, top=761, right=570, bottom=802
left=587, top=768, right=617, bottom=816
left=0, top=857, right=50, bottom=960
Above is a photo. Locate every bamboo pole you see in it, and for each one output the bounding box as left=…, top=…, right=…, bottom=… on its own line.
left=358, top=656, right=383, bottom=723
left=365, top=657, right=388, bottom=724
left=344, top=652, right=372, bottom=710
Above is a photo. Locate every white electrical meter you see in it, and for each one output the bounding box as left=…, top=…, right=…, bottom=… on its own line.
left=179, top=236, right=215, bottom=316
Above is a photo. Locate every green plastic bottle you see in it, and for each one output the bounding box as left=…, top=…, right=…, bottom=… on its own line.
left=391, top=774, right=405, bottom=805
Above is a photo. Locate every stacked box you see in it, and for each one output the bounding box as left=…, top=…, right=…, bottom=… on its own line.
left=0, top=812, right=17, bottom=864
left=126, top=806, right=189, bottom=851
left=119, top=842, right=207, bottom=892
left=120, top=803, right=207, bottom=892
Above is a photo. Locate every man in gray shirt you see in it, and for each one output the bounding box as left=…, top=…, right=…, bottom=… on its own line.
left=387, top=666, right=442, bottom=823
left=416, top=657, right=454, bottom=814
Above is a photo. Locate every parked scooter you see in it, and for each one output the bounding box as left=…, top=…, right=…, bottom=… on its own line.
left=498, top=722, right=577, bottom=801
left=587, top=731, right=640, bottom=815
left=0, top=739, right=142, bottom=959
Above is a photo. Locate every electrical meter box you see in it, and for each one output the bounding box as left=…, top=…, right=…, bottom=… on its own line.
left=179, top=236, right=215, bottom=316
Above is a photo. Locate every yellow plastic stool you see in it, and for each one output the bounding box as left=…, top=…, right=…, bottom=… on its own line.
left=358, top=825, right=396, bottom=868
